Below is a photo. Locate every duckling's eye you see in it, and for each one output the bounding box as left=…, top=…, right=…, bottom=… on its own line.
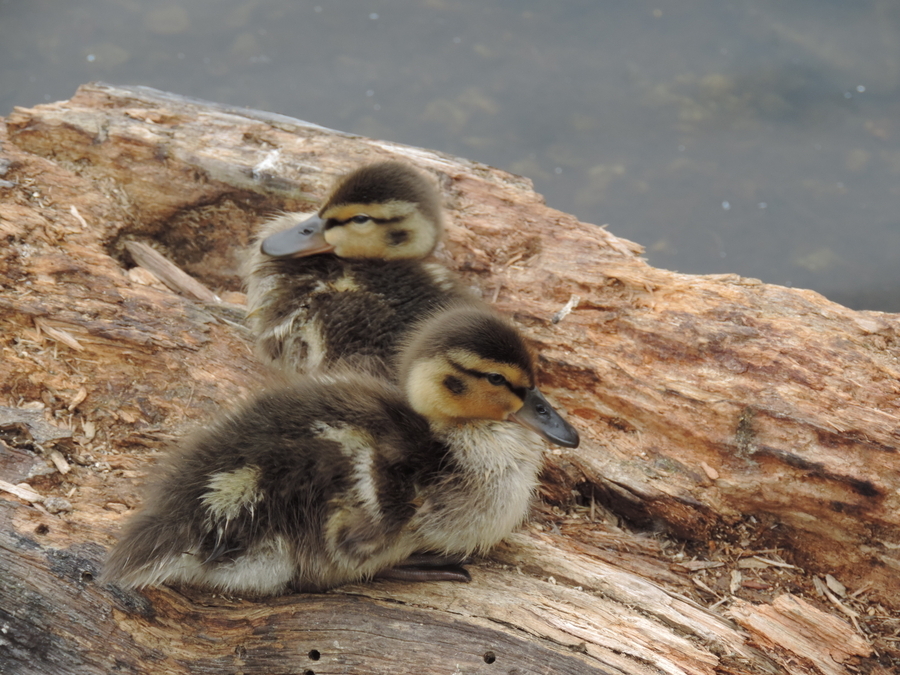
left=350, top=214, right=371, bottom=224
left=486, top=373, right=506, bottom=386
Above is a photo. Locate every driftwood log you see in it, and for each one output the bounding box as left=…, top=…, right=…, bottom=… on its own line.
left=0, top=82, right=897, bottom=674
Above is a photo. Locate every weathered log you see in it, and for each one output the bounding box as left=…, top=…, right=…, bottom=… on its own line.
left=1, top=83, right=897, bottom=674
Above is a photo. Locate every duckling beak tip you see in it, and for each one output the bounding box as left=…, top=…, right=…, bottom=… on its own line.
left=510, top=388, right=580, bottom=449
left=260, top=214, right=334, bottom=258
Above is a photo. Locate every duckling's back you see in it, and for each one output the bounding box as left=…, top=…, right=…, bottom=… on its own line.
left=101, top=375, right=444, bottom=595
left=245, top=251, right=466, bottom=376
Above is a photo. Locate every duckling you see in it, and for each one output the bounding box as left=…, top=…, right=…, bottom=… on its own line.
left=244, top=160, right=470, bottom=377
left=101, top=304, right=579, bottom=596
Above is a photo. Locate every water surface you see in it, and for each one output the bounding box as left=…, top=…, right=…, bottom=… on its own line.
left=2, top=0, right=898, bottom=310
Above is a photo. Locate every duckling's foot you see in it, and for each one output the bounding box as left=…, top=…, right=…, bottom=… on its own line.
left=375, top=551, right=473, bottom=582
left=375, top=563, right=471, bottom=583
left=401, top=552, right=473, bottom=567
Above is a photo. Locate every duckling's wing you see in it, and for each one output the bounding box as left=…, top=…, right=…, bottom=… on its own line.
left=312, top=398, right=435, bottom=571
left=325, top=495, right=416, bottom=566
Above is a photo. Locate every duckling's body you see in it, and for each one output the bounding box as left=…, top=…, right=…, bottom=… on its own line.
left=246, top=230, right=462, bottom=375
left=244, top=162, right=468, bottom=376
left=102, top=305, right=579, bottom=596
left=102, top=375, right=433, bottom=595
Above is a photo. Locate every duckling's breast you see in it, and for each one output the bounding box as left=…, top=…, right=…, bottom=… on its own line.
left=412, top=422, right=546, bottom=556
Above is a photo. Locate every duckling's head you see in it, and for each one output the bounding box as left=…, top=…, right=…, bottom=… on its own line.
left=261, top=161, right=443, bottom=260
left=399, top=305, right=580, bottom=448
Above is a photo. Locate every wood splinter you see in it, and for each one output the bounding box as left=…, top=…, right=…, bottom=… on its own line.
left=551, top=294, right=580, bottom=324
left=123, top=240, right=221, bottom=304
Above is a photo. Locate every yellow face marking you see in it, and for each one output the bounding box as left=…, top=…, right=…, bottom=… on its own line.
left=319, top=202, right=438, bottom=260
left=323, top=201, right=415, bottom=222
left=392, top=211, right=438, bottom=259
left=201, top=465, right=263, bottom=522
left=406, top=356, right=526, bottom=423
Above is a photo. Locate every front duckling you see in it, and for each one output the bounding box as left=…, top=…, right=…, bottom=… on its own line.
left=398, top=305, right=580, bottom=559
left=101, top=304, right=579, bottom=596
left=244, top=161, right=468, bottom=376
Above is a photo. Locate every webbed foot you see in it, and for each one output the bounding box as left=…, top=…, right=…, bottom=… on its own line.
left=375, top=552, right=473, bottom=583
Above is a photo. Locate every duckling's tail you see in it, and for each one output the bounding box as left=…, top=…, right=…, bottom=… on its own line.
left=100, top=511, right=200, bottom=590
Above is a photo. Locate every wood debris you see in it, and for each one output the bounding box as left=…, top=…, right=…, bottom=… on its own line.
left=124, top=240, right=221, bottom=303
left=0, top=478, right=43, bottom=503
left=46, top=449, right=70, bottom=474
left=34, top=317, right=84, bottom=351
left=699, top=460, right=719, bottom=480
left=730, top=594, right=871, bottom=675
left=551, top=294, right=580, bottom=324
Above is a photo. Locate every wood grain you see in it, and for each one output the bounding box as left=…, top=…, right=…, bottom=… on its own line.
left=1, top=82, right=896, bottom=674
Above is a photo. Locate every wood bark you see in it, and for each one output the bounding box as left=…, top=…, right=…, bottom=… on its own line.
left=0, top=82, right=897, bottom=674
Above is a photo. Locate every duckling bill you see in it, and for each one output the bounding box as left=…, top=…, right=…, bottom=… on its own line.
left=243, top=161, right=468, bottom=377
left=101, top=305, right=579, bottom=596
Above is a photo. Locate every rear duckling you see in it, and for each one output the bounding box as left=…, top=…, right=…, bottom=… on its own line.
left=101, top=304, right=579, bottom=596
left=244, top=161, right=468, bottom=376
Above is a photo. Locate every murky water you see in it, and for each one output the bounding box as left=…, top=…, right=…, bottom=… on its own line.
left=2, top=0, right=898, bottom=311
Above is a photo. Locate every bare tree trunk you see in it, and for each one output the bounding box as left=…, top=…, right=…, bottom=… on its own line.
left=0, top=83, right=896, bottom=674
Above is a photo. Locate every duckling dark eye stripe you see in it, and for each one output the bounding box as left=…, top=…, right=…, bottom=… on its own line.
left=448, top=360, right=525, bottom=399
left=448, top=359, right=488, bottom=381
left=511, top=385, right=527, bottom=399
left=325, top=216, right=405, bottom=228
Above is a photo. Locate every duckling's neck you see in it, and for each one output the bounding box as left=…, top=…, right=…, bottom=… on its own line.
left=431, top=419, right=544, bottom=471
left=414, top=420, right=546, bottom=556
